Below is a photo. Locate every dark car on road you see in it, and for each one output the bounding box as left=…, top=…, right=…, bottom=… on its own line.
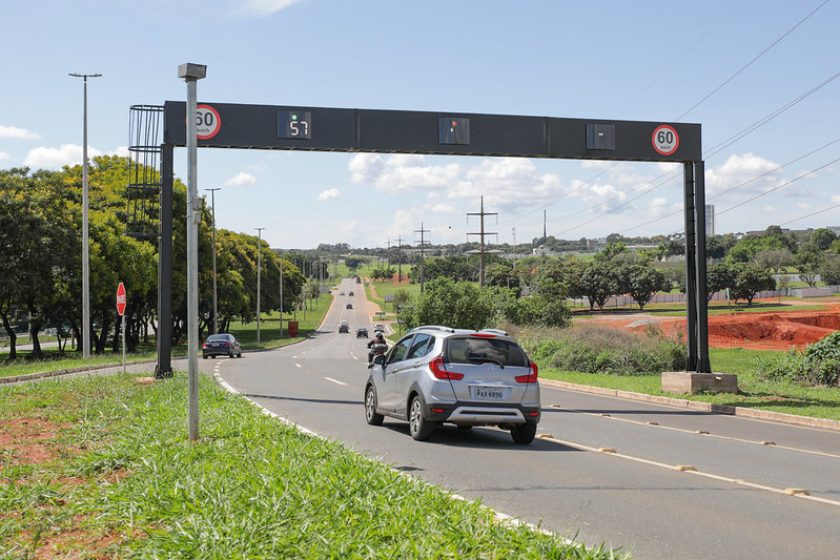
left=346, top=303, right=353, bottom=309
left=356, top=327, right=369, bottom=338
left=338, top=320, right=350, bottom=333
left=349, top=291, right=354, bottom=296
left=202, top=333, right=242, bottom=359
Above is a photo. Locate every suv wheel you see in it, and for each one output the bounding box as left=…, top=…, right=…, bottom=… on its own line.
left=365, top=386, right=384, bottom=426
left=510, top=423, right=537, bottom=445
left=409, top=396, right=437, bottom=441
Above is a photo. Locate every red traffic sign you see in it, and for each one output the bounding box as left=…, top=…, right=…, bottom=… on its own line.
left=116, top=282, right=127, bottom=316
left=196, top=104, right=221, bottom=140
left=652, top=124, right=679, bottom=156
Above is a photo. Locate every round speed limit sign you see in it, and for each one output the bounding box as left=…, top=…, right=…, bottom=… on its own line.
left=196, top=104, right=221, bottom=140
left=652, top=124, right=679, bottom=156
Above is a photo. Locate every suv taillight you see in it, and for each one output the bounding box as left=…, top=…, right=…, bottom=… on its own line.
left=430, top=355, right=464, bottom=380
left=515, top=361, right=538, bottom=383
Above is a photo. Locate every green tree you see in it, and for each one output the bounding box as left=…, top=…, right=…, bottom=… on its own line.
left=706, top=262, right=734, bottom=301
left=621, top=264, right=667, bottom=310
left=820, top=255, right=840, bottom=286
left=406, top=277, right=495, bottom=330
left=796, top=248, right=824, bottom=288
left=809, top=228, right=837, bottom=251
left=730, top=263, right=775, bottom=306
left=579, top=262, right=619, bottom=311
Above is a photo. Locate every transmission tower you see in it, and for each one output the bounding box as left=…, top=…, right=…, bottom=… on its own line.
left=415, top=222, right=431, bottom=293
left=467, top=196, right=498, bottom=287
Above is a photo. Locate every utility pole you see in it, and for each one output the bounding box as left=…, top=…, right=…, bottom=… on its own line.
left=205, top=187, right=221, bottom=334
left=279, top=261, right=284, bottom=338
left=467, top=196, right=498, bottom=287
left=396, top=235, right=403, bottom=283
left=512, top=226, right=517, bottom=247
left=69, top=72, right=101, bottom=358
left=387, top=238, right=391, bottom=269
left=415, top=222, right=431, bottom=294
left=177, top=62, right=206, bottom=442
left=255, top=227, right=265, bottom=344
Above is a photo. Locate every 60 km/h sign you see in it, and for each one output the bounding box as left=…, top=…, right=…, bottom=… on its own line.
left=651, top=124, right=680, bottom=156
left=652, top=124, right=679, bottom=156
left=196, top=104, right=221, bottom=140
left=116, top=282, right=126, bottom=316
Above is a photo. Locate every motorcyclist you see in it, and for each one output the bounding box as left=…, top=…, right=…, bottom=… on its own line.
left=367, top=333, right=388, bottom=363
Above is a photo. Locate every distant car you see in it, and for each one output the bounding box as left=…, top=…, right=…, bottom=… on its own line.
left=338, top=320, right=350, bottom=333
left=364, top=326, right=540, bottom=444
left=356, top=327, right=369, bottom=338
left=348, top=291, right=354, bottom=296
left=346, top=303, right=353, bottom=309
left=374, top=324, right=385, bottom=333
left=202, top=333, right=242, bottom=359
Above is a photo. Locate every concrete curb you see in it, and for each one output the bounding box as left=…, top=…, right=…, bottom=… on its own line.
left=540, top=378, right=840, bottom=433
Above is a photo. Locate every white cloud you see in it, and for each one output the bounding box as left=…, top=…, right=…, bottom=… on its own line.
left=224, top=172, right=257, bottom=187
left=425, top=202, right=456, bottom=214
left=23, top=144, right=102, bottom=168
left=112, top=146, right=130, bottom=158
left=318, top=188, right=341, bottom=201
left=338, top=220, right=358, bottom=233
left=350, top=153, right=461, bottom=193
left=0, top=152, right=8, bottom=161
left=705, top=153, right=781, bottom=197
left=237, top=0, right=301, bottom=16
left=648, top=196, right=668, bottom=217
left=0, top=125, right=39, bottom=140
left=833, top=194, right=840, bottom=203
left=796, top=202, right=811, bottom=210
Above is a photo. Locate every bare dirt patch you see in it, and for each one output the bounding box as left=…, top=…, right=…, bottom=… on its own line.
left=578, top=302, right=840, bottom=350
left=0, top=417, right=72, bottom=467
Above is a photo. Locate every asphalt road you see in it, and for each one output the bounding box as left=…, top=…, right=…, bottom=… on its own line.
left=213, top=278, right=840, bottom=559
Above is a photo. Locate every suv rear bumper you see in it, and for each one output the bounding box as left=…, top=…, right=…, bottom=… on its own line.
left=424, top=401, right=540, bottom=425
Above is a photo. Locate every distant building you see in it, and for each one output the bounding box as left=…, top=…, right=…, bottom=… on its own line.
left=705, top=204, right=715, bottom=236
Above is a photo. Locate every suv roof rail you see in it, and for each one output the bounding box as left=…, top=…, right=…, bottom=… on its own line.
left=478, top=328, right=509, bottom=336
left=409, top=325, right=457, bottom=334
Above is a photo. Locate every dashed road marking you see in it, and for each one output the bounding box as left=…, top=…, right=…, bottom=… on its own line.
left=537, top=433, right=840, bottom=508
left=295, top=363, right=302, bottom=369
left=568, top=408, right=840, bottom=460
left=324, top=377, right=347, bottom=386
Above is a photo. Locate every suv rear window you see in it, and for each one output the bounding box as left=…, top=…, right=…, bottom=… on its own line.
left=444, top=337, right=529, bottom=367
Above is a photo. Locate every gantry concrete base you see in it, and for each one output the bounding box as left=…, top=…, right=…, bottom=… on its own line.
left=661, top=372, right=738, bottom=395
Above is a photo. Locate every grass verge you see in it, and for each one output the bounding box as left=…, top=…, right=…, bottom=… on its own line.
left=539, top=347, right=840, bottom=421
left=0, top=295, right=333, bottom=379
left=0, top=373, right=618, bottom=559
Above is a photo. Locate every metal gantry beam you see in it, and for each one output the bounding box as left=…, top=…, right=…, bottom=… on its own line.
left=154, top=100, right=710, bottom=374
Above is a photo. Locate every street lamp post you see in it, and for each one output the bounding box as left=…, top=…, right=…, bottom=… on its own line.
left=178, top=62, right=206, bottom=442
left=205, top=188, right=221, bottom=334
left=69, top=72, right=101, bottom=358
left=255, top=227, right=265, bottom=344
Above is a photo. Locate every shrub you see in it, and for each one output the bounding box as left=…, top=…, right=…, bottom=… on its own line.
left=757, top=331, right=840, bottom=386
left=525, top=325, right=685, bottom=375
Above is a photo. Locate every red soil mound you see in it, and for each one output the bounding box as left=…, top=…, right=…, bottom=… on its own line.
left=579, top=307, right=840, bottom=351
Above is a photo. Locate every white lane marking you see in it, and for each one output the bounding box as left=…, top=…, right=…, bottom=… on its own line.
left=324, top=377, right=347, bottom=386
left=538, top=434, right=840, bottom=509
left=352, top=355, right=359, bottom=361
left=571, top=408, right=840, bottom=460
left=295, top=363, right=302, bottom=369
left=210, top=342, right=576, bottom=548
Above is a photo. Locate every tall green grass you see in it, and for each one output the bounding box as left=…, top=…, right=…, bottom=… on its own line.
left=0, top=374, right=619, bottom=558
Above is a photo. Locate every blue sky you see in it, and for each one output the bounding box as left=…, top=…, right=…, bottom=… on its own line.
left=1, top=0, right=838, bottom=249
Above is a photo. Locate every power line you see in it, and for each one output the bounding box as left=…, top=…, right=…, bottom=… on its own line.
left=618, top=136, right=840, bottom=234
left=780, top=200, right=840, bottom=227
left=414, top=222, right=431, bottom=294
left=716, top=156, right=840, bottom=217
left=674, top=0, right=831, bottom=120
left=466, top=196, right=498, bottom=287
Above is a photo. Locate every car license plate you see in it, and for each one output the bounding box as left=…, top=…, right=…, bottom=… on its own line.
left=471, top=386, right=509, bottom=401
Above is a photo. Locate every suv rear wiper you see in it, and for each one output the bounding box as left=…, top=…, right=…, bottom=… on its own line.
left=467, top=352, right=505, bottom=368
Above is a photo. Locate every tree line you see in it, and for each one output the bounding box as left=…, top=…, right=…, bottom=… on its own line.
left=0, top=158, right=309, bottom=359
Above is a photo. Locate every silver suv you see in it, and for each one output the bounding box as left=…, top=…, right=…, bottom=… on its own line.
left=364, top=326, right=540, bottom=444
